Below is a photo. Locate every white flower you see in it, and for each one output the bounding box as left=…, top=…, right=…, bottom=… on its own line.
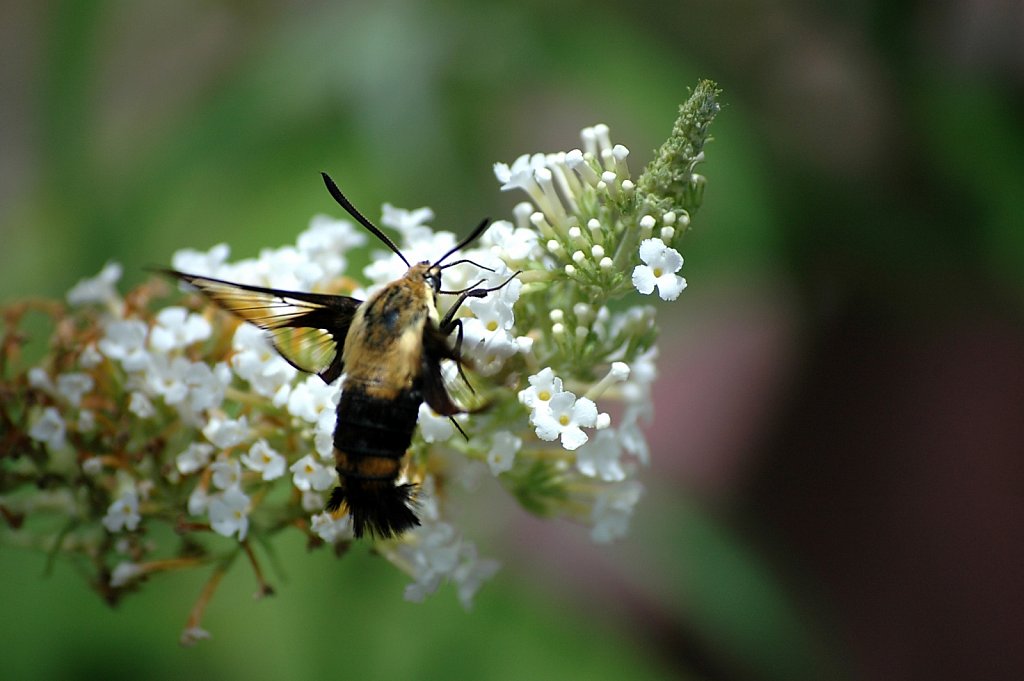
left=461, top=294, right=515, bottom=349
left=230, top=324, right=297, bottom=397
left=296, top=214, right=366, bottom=278
left=76, top=409, right=96, bottom=433
left=171, top=243, right=230, bottom=277
left=128, top=391, right=156, bottom=418
left=486, top=431, right=520, bottom=476
left=187, top=485, right=210, bottom=516
left=79, top=343, right=103, bottom=368
left=56, top=372, right=94, bottom=407
left=28, top=407, right=66, bottom=450
left=110, top=561, right=143, bottom=587
left=590, top=480, right=643, bottom=543
left=240, top=440, right=286, bottom=481
left=452, top=544, right=501, bottom=610
left=463, top=330, right=519, bottom=376
left=400, top=522, right=463, bottom=603
left=176, top=443, right=214, bottom=475
left=202, top=415, right=250, bottom=449
left=574, top=429, right=625, bottom=482
left=313, top=410, right=335, bottom=459
left=518, top=367, right=563, bottom=412
left=381, top=203, right=435, bottom=246
left=479, top=219, right=540, bottom=263
left=102, top=489, right=141, bottom=533
left=310, top=511, right=353, bottom=543
left=209, top=458, right=242, bottom=490
left=287, top=375, right=338, bottom=423
left=145, top=354, right=190, bottom=405
left=418, top=403, right=456, bottom=443
left=181, top=361, right=231, bottom=415
left=149, top=307, right=212, bottom=353
left=66, top=261, right=122, bottom=307
left=289, top=454, right=336, bottom=492
left=531, top=391, right=598, bottom=451
left=28, top=367, right=52, bottom=390
left=98, top=319, right=150, bottom=372
left=180, top=627, right=212, bottom=646
left=632, top=238, right=686, bottom=301
left=208, top=487, right=250, bottom=540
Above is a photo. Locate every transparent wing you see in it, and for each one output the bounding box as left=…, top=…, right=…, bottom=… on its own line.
left=164, top=270, right=361, bottom=383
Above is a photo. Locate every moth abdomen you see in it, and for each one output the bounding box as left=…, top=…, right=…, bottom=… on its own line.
left=326, top=481, right=419, bottom=540
left=327, top=384, right=423, bottom=538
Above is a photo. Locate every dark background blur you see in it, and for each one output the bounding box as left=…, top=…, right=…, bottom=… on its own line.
left=2, top=2, right=1023, bottom=680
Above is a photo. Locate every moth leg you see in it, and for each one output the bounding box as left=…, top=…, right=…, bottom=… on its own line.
left=446, top=317, right=475, bottom=394
left=438, top=270, right=522, bottom=333
left=448, top=416, right=469, bottom=441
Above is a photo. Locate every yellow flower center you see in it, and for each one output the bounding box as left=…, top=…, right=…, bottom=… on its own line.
left=653, top=267, right=663, bottom=277
left=539, top=390, right=551, bottom=402
left=559, top=415, right=570, bottom=426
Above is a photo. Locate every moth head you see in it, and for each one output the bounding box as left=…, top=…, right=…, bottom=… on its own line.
left=321, top=172, right=493, bottom=294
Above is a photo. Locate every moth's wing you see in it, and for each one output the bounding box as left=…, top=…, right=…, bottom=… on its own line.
left=420, top=321, right=483, bottom=416
left=165, top=270, right=360, bottom=384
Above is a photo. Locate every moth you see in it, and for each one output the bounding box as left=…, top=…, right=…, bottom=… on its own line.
left=164, top=173, right=514, bottom=539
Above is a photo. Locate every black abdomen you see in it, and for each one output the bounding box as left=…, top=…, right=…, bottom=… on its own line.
left=325, top=382, right=423, bottom=538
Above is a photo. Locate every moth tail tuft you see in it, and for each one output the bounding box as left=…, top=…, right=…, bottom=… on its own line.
left=326, top=482, right=420, bottom=539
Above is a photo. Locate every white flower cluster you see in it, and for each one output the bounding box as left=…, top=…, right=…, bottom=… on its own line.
left=10, top=87, right=720, bottom=641
left=486, top=124, right=693, bottom=540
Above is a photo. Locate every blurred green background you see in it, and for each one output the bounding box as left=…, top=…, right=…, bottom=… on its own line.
left=3, top=1, right=1023, bottom=680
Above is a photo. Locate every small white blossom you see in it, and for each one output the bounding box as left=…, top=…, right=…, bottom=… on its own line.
left=28, top=407, right=66, bottom=450
left=486, top=431, right=520, bottom=476
left=289, top=454, right=336, bottom=492
left=230, top=323, right=297, bottom=397
left=76, top=409, right=96, bottom=433
left=128, top=391, right=156, bottom=418
left=632, top=238, right=686, bottom=301
left=313, top=410, right=336, bottom=459
left=287, top=375, right=338, bottom=423
left=145, top=354, right=189, bottom=405
left=56, top=372, right=94, bottom=407
left=180, top=627, right=212, bottom=647
left=418, top=404, right=456, bottom=443
left=296, top=214, right=366, bottom=277
left=98, top=319, right=150, bottom=372
left=590, top=481, right=643, bottom=543
left=66, top=261, right=122, bottom=308
left=102, top=489, right=141, bottom=533
left=209, top=458, right=243, bottom=490
left=381, top=203, right=435, bottom=246
left=171, top=243, right=230, bottom=277
left=28, top=367, right=52, bottom=391
left=187, top=485, right=210, bottom=516
left=575, top=429, right=626, bottom=482
left=240, top=440, right=286, bottom=481
left=310, top=511, right=354, bottom=543
left=530, top=391, right=598, bottom=451
left=208, top=487, right=250, bottom=540
left=176, top=443, right=214, bottom=475
left=149, top=307, right=212, bottom=353
left=518, top=367, right=563, bottom=412
left=301, top=489, right=326, bottom=512
left=202, top=415, right=250, bottom=449
left=79, top=344, right=103, bottom=368
left=110, top=562, right=144, bottom=588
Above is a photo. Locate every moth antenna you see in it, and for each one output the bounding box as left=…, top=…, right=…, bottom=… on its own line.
left=439, top=258, right=495, bottom=273
left=439, top=279, right=485, bottom=296
left=434, top=217, right=490, bottom=266
left=321, top=172, right=410, bottom=268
